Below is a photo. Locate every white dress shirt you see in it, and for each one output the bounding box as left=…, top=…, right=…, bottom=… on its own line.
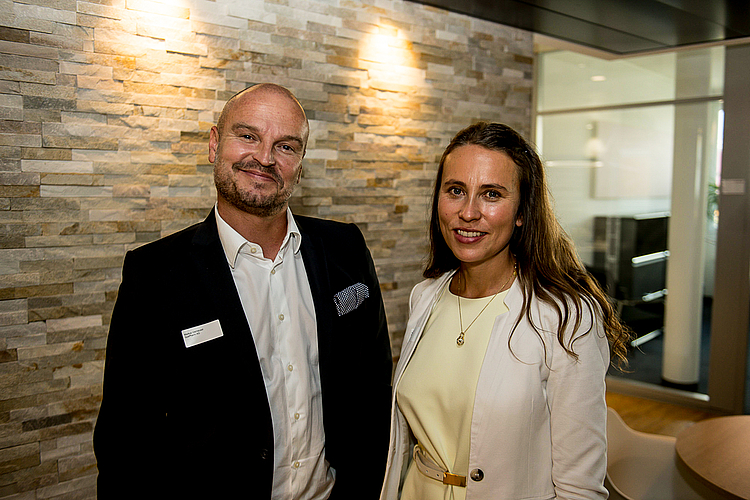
left=215, top=207, right=335, bottom=500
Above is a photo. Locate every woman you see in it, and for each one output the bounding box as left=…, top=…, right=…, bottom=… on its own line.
left=380, top=122, right=630, bottom=500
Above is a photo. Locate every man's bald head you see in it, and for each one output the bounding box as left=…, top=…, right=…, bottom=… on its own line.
left=215, top=84, right=309, bottom=148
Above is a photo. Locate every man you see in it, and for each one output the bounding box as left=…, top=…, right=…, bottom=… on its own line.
left=93, top=84, right=393, bottom=499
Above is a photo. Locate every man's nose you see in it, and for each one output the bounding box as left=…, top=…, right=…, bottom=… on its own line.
left=252, top=142, right=275, bottom=166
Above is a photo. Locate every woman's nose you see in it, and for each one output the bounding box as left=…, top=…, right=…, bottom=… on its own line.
left=459, top=198, right=480, bottom=221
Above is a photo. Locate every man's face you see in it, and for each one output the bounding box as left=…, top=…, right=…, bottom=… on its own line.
left=209, top=89, right=308, bottom=218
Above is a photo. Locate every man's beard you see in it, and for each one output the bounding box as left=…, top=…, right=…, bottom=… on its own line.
left=214, top=158, right=296, bottom=218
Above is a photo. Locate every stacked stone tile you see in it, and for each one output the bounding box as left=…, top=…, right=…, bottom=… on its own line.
left=0, top=0, right=532, bottom=497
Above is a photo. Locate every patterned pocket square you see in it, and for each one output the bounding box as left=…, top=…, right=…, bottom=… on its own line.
left=333, top=283, right=369, bottom=316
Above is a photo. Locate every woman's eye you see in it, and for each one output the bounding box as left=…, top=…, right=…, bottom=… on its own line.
left=486, top=190, right=501, bottom=199
left=448, top=187, right=463, bottom=196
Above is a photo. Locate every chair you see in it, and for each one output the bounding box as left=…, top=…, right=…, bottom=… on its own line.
left=606, top=407, right=718, bottom=500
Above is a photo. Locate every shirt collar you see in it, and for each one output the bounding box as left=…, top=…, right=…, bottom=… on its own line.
left=215, top=205, right=302, bottom=268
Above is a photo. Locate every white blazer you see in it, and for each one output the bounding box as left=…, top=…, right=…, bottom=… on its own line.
left=380, top=272, right=610, bottom=500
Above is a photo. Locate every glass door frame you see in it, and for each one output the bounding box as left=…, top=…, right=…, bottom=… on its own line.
left=705, top=43, right=750, bottom=415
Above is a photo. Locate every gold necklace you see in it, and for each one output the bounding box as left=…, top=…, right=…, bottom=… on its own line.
left=456, top=261, right=517, bottom=347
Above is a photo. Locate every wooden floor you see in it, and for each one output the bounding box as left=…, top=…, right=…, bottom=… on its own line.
left=606, top=391, right=721, bottom=437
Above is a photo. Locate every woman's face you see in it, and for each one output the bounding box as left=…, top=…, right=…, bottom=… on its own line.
left=438, top=144, right=523, bottom=270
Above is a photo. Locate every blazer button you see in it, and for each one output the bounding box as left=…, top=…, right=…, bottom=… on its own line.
left=470, top=468, right=484, bottom=482
left=260, top=448, right=270, bottom=460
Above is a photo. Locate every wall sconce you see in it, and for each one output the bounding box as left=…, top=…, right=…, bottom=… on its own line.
left=584, top=121, right=606, bottom=161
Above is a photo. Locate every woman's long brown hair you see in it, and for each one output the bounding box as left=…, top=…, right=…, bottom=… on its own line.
left=424, top=122, right=631, bottom=368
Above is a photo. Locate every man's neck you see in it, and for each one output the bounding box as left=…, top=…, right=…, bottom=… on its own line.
left=216, top=200, right=289, bottom=261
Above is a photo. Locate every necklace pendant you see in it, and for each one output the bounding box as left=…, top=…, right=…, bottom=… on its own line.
left=456, top=332, right=465, bottom=346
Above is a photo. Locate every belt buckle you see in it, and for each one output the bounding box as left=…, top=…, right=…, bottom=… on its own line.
left=442, top=472, right=467, bottom=487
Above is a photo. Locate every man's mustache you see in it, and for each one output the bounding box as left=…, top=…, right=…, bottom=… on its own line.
left=232, top=159, right=283, bottom=185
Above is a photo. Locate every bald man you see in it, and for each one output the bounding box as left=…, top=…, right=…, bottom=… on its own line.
left=94, top=84, right=392, bottom=500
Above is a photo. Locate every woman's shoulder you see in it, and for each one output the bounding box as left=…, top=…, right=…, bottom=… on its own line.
left=527, top=286, right=601, bottom=330
left=409, top=272, right=453, bottom=308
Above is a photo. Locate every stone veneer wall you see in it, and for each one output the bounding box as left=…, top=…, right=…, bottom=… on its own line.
left=0, top=0, right=532, bottom=497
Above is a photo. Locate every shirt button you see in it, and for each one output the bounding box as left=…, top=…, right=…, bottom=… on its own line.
left=250, top=247, right=257, bottom=254
left=287, top=364, right=293, bottom=372
left=279, top=313, right=285, bottom=321
left=271, top=268, right=276, bottom=275
left=293, top=461, right=300, bottom=469
left=294, top=412, right=300, bottom=420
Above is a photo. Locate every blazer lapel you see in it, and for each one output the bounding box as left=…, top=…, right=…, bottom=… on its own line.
left=188, top=209, right=260, bottom=356
left=297, top=224, right=336, bottom=393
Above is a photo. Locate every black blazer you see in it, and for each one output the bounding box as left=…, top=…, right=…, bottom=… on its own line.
left=94, top=210, right=392, bottom=499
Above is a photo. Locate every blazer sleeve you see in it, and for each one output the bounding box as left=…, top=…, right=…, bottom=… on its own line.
left=93, top=249, right=170, bottom=498
left=316, top=221, right=393, bottom=500
left=546, top=302, right=610, bottom=500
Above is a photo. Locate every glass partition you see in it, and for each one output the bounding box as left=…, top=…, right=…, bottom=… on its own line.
left=536, top=46, right=724, bottom=396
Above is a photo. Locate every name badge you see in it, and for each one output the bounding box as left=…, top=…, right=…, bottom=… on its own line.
left=182, top=319, right=223, bottom=348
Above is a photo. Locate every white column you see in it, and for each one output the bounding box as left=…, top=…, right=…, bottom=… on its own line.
left=661, top=51, right=713, bottom=386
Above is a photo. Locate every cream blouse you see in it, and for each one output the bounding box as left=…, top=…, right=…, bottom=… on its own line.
left=396, top=281, right=510, bottom=500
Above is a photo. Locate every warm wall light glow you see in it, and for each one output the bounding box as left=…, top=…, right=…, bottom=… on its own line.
left=591, top=75, right=606, bottom=82
left=359, top=26, right=423, bottom=87
left=131, top=0, right=191, bottom=8
left=360, top=33, right=405, bottom=65
left=124, top=0, right=194, bottom=20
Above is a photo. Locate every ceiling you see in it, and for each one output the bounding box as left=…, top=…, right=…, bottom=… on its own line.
left=408, top=0, right=750, bottom=56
